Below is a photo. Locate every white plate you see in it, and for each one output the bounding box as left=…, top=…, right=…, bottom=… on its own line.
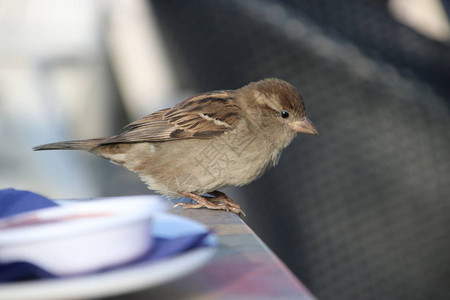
left=0, top=213, right=217, bottom=300
left=0, top=197, right=167, bottom=276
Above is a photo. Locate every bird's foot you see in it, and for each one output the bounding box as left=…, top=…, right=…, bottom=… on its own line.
left=173, top=191, right=245, bottom=216
left=208, top=191, right=245, bottom=216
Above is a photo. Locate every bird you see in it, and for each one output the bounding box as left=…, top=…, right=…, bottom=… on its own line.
left=34, top=78, right=318, bottom=215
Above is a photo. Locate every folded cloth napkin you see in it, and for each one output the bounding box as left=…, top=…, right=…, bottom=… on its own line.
left=0, top=188, right=58, bottom=218
left=0, top=189, right=212, bottom=282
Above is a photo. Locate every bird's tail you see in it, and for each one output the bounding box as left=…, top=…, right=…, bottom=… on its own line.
left=33, top=138, right=105, bottom=152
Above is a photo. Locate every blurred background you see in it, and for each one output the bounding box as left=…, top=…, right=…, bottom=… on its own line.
left=1, top=0, right=450, bottom=299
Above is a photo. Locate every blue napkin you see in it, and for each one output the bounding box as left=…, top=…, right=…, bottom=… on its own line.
left=0, top=189, right=212, bottom=282
left=0, top=188, right=58, bottom=218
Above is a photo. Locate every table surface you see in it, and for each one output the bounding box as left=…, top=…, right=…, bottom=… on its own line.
left=108, top=208, right=316, bottom=300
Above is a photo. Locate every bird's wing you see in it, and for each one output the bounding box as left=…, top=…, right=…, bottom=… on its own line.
left=102, top=91, right=241, bottom=144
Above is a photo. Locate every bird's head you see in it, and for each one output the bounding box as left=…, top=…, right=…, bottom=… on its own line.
left=238, top=78, right=319, bottom=139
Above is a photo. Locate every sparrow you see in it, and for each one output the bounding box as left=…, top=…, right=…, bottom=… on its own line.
left=34, top=78, right=318, bottom=215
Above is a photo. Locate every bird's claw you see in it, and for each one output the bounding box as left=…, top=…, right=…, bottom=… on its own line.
left=173, top=202, right=245, bottom=216
left=174, top=191, right=246, bottom=216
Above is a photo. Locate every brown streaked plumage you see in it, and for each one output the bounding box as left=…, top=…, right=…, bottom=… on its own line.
left=34, top=78, right=318, bottom=215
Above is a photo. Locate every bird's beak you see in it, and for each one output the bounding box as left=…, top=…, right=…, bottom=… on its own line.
left=289, top=117, right=319, bottom=135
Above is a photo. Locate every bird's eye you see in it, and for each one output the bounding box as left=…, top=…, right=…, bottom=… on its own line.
left=280, top=110, right=290, bottom=119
